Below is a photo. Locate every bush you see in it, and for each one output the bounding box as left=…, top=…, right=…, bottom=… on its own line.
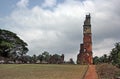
left=96, top=63, right=120, bottom=79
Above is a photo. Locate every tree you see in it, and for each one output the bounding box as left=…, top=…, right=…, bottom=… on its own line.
left=102, top=54, right=108, bottom=63
left=110, top=42, right=120, bottom=67
left=37, top=54, right=44, bottom=63
left=23, top=55, right=32, bottom=63
left=48, top=54, right=64, bottom=64
left=0, top=41, right=13, bottom=58
left=69, top=58, right=75, bottom=64
left=0, top=29, right=28, bottom=62
left=93, top=54, right=109, bottom=65
left=52, top=54, right=61, bottom=63
left=93, top=56, right=100, bottom=64
left=42, top=51, right=50, bottom=62
left=32, top=54, right=37, bottom=63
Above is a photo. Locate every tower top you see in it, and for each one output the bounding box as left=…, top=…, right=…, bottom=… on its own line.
left=84, top=13, right=91, bottom=25
left=86, top=13, right=91, bottom=18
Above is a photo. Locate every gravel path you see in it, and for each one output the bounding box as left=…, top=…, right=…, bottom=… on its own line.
left=84, top=65, right=98, bottom=79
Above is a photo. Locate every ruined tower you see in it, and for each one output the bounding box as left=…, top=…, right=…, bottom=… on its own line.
left=77, top=14, right=93, bottom=64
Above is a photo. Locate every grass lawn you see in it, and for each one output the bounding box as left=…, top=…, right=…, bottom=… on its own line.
left=0, top=64, right=88, bottom=79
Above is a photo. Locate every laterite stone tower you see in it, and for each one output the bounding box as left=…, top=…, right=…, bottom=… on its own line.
left=77, top=14, right=93, bottom=64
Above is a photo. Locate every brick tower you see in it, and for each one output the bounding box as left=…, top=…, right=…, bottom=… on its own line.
left=77, top=14, right=93, bottom=64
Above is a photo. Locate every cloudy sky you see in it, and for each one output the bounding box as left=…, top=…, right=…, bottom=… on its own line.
left=0, top=0, right=120, bottom=61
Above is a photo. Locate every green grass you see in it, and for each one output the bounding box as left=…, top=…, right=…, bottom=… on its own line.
left=0, top=64, right=88, bottom=79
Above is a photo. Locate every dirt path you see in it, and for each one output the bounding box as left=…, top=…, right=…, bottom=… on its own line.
left=84, top=65, right=98, bottom=79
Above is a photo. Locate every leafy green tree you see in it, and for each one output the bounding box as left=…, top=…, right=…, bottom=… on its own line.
left=32, top=54, right=37, bottom=63
left=49, top=54, right=63, bottom=64
left=102, top=54, right=108, bottom=63
left=69, top=58, right=75, bottom=64
left=0, top=29, right=28, bottom=62
left=37, top=54, right=44, bottom=63
left=42, top=51, right=50, bottom=62
left=0, top=41, right=13, bottom=57
left=98, top=54, right=108, bottom=63
left=110, top=42, right=120, bottom=67
left=22, top=55, right=32, bottom=63
left=93, top=54, right=109, bottom=64
left=93, top=56, right=100, bottom=64
left=26, top=55, right=33, bottom=63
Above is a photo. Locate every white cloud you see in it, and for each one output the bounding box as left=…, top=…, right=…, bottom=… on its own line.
left=93, top=38, right=116, bottom=57
left=16, top=0, right=29, bottom=8
left=42, top=0, right=57, bottom=8
left=0, top=0, right=120, bottom=61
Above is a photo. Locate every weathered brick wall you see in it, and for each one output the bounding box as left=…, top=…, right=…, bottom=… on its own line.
left=77, top=14, right=93, bottom=64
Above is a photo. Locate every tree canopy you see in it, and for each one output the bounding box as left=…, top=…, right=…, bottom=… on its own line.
left=93, top=42, right=120, bottom=68
left=0, top=29, right=28, bottom=62
left=110, top=42, right=120, bottom=67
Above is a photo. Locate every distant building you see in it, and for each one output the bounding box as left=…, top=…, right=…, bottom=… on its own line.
left=77, top=14, right=93, bottom=64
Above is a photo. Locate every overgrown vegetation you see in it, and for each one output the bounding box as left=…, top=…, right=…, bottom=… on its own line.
left=110, top=42, right=120, bottom=68
left=94, top=42, right=120, bottom=79
left=96, top=63, right=120, bottom=79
